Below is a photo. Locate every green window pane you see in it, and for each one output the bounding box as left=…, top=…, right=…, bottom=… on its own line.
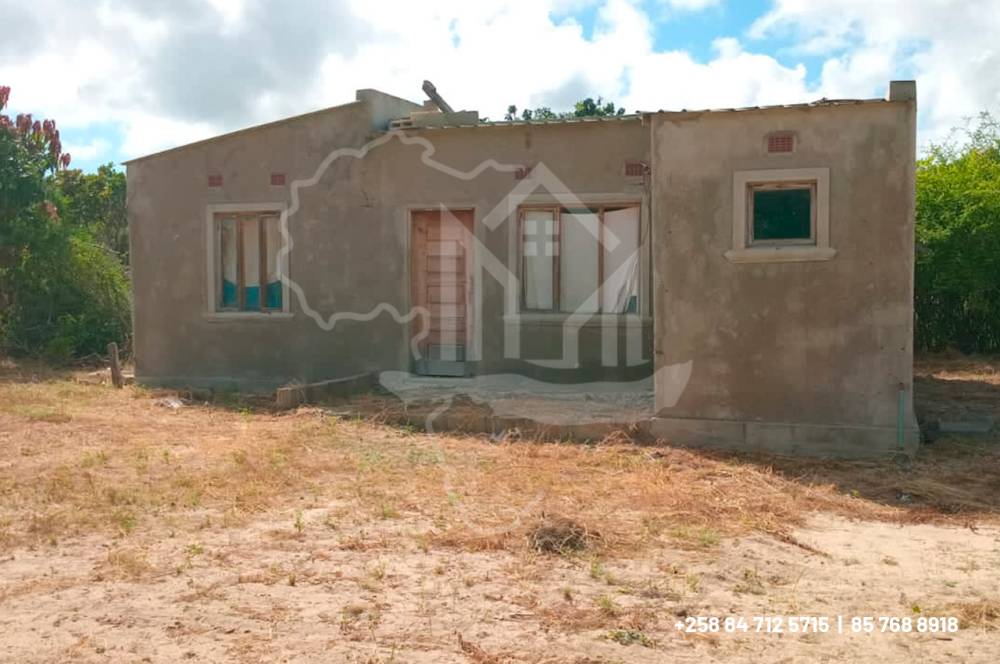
left=752, top=188, right=812, bottom=241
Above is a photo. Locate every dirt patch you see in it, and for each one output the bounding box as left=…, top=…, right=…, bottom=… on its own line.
left=1, top=509, right=997, bottom=663
left=0, top=356, right=999, bottom=662
left=915, top=354, right=1000, bottom=429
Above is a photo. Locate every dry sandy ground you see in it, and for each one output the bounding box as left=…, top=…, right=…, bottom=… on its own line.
left=0, top=357, right=998, bottom=662
left=1, top=510, right=997, bottom=663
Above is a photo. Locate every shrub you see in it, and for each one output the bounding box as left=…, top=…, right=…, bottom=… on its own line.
left=1, top=231, right=130, bottom=360
left=915, top=112, right=1000, bottom=352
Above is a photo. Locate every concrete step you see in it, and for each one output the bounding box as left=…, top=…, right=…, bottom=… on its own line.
left=415, top=359, right=469, bottom=377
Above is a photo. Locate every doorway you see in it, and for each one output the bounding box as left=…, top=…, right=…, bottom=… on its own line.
left=409, top=209, right=474, bottom=376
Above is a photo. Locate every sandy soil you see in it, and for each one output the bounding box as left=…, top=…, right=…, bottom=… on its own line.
left=1, top=510, right=998, bottom=662
left=0, top=357, right=998, bottom=662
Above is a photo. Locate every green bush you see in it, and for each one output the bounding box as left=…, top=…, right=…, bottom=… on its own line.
left=915, top=113, right=1000, bottom=352
left=1, top=231, right=130, bottom=360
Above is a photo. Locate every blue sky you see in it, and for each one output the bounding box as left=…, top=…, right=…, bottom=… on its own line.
left=1, top=0, right=996, bottom=172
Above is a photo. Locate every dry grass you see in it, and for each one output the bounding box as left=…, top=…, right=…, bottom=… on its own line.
left=456, top=634, right=508, bottom=664
left=3, top=357, right=1000, bottom=662
left=526, top=515, right=601, bottom=554
left=98, top=546, right=154, bottom=581
left=915, top=354, right=1000, bottom=385
left=0, top=357, right=998, bottom=559
left=949, top=600, right=1000, bottom=631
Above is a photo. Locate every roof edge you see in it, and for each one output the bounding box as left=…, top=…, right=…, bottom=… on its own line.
left=394, top=113, right=644, bottom=131
left=641, top=97, right=898, bottom=118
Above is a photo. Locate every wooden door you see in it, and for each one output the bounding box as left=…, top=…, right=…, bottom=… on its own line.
left=410, top=209, right=473, bottom=362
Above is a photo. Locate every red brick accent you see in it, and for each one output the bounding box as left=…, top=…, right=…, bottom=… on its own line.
left=767, top=133, right=794, bottom=153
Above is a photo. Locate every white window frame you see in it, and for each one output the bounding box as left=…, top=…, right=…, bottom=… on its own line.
left=725, top=167, right=835, bottom=264
left=204, top=202, right=292, bottom=320
left=516, top=202, right=644, bottom=317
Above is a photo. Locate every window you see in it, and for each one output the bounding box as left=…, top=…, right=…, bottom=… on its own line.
left=727, top=168, right=834, bottom=263
left=519, top=205, right=640, bottom=314
left=748, top=182, right=815, bottom=245
left=214, top=212, right=284, bottom=312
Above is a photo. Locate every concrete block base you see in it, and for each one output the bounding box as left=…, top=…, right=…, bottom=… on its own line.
left=275, top=373, right=377, bottom=409
left=650, top=416, right=920, bottom=458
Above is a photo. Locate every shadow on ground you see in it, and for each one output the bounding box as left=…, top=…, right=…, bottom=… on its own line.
left=761, top=436, right=1000, bottom=520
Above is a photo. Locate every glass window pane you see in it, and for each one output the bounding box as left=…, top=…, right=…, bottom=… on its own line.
left=752, top=187, right=812, bottom=241
left=602, top=206, right=640, bottom=314
left=523, top=210, right=555, bottom=310
left=240, top=217, right=261, bottom=310
left=263, top=216, right=282, bottom=310
left=219, top=217, right=238, bottom=309
left=560, top=208, right=599, bottom=313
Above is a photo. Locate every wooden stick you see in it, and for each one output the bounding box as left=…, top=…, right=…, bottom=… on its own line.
left=108, top=342, right=123, bottom=389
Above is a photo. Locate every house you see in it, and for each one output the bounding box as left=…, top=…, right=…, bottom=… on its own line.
left=125, top=80, right=920, bottom=457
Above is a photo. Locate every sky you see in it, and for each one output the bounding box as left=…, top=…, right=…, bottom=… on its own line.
left=1, top=0, right=998, bottom=172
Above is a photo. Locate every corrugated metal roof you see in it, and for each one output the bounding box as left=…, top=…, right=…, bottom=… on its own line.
left=394, top=97, right=890, bottom=131
left=396, top=113, right=644, bottom=131
left=647, top=97, right=888, bottom=116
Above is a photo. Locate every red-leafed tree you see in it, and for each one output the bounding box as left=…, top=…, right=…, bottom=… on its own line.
left=0, top=85, right=70, bottom=260
left=0, top=86, right=129, bottom=360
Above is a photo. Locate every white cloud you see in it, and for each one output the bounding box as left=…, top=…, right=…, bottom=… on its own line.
left=660, top=0, right=720, bottom=10
left=752, top=0, right=1000, bottom=146
left=119, top=114, right=218, bottom=160
left=63, top=137, right=111, bottom=163
left=0, top=0, right=995, bottom=162
left=621, top=37, right=810, bottom=112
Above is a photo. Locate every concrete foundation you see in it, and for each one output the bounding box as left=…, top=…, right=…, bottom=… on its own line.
left=650, top=416, right=920, bottom=458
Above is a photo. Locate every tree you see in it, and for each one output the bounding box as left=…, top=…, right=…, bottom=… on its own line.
left=572, top=97, right=626, bottom=118
left=915, top=112, right=1000, bottom=352
left=0, top=85, right=130, bottom=360
left=503, top=97, right=626, bottom=122
left=54, top=164, right=129, bottom=260
left=0, top=86, right=69, bottom=268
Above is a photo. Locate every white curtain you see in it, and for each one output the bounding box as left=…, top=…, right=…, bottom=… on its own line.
left=240, top=217, right=260, bottom=309
left=602, top=206, right=640, bottom=314
left=560, top=209, right=600, bottom=313
left=219, top=217, right=238, bottom=308
left=523, top=209, right=555, bottom=310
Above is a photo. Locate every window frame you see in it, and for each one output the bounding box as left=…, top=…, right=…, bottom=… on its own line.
left=204, top=202, right=291, bottom=319
left=215, top=212, right=284, bottom=312
left=726, top=167, right=835, bottom=264
left=517, top=203, right=641, bottom=315
left=746, top=181, right=817, bottom=247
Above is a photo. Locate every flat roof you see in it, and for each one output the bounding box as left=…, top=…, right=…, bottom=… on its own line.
left=394, top=97, right=891, bottom=131
left=647, top=96, right=889, bottom=116
left=392, top=113, right=643, bottom=131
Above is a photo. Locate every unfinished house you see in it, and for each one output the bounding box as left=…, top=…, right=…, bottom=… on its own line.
left=126, top=80, right=920, bottom=457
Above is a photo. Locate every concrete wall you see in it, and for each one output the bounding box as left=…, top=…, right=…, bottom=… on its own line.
left=649, top=99, right=919, bottom=456
left=127, top=96, right=652, bottom=391
left=127, top=92, right=420, bottom=391
left=367, top=120, right=653, bottom=381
